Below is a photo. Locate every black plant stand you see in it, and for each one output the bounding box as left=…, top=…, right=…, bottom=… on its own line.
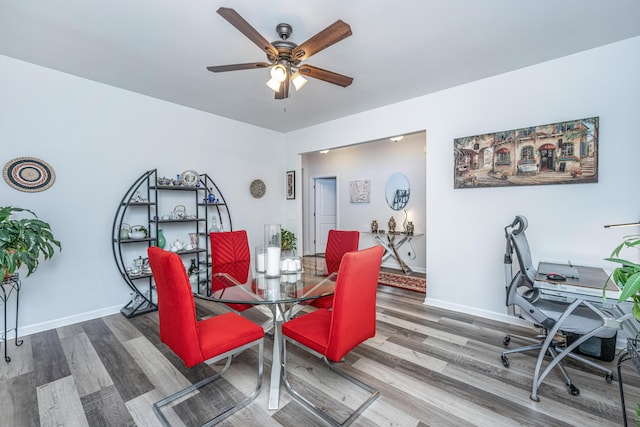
left=0, top=273, right=23, bottom=362
left=618, top=337, right=640, bottom=427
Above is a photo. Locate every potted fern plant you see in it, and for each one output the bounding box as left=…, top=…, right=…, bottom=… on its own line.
left=0, top=206, right=61, bottom=279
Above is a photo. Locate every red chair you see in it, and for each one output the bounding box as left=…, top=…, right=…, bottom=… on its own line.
left=210, top=230, right=253, bottom=312
left=311, top=229, right=360, bottom=309
left=147, top=247, right=264, bottom=426
left=281, top=246, right=383, bottom=426
left=325, top=229, right=360, bottom=274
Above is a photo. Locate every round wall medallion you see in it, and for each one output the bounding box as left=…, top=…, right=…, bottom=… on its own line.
left=250, top=179, right=266, bottom=198
left=3, top=157, right=56, bottom=192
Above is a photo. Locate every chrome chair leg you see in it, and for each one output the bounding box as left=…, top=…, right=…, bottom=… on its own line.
left=153, top=339, right=263, bottom=427
left=281, top=338, right=379, bottom=426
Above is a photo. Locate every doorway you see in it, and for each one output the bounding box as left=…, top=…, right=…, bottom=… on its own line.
left=540, top=147, right=555, bottom=171
left=313, top=177, right=336, bottom=254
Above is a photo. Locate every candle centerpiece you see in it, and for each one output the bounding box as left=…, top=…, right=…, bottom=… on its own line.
left=264, top=224, right=281, bottom=278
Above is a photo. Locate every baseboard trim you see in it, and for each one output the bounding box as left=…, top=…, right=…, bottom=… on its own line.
left=423, top=297, right=531, bottom=327
left=381, top=261, right=426, bottom=274
left=10, top=305, right=123, bottom=339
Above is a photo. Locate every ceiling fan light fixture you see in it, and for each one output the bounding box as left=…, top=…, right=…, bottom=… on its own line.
left=291, top=71, right=308, bottom=91
left=266, top=77, right=281, bottom=92
left=270, top=63, right=288, bottom=83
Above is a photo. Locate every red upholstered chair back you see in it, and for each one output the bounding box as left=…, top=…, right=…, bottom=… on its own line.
left=325, top=230, right=360, bottom=275
left=210, top=230, right=251, bottom=267
left=147, top=247, right=204, bottom=368
left=210, top=231, right=252, bottom=312
left=326, top=246, right=383, bottom=362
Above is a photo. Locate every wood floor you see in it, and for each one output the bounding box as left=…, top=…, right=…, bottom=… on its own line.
left=1, top=284, right=637, bottom=426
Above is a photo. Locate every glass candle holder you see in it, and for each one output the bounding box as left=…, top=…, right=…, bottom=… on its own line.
left=264, top=224, right=281, bottom=278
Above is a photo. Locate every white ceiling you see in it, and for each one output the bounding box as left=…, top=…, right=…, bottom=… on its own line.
left=2, top=1, right=639, bottom=133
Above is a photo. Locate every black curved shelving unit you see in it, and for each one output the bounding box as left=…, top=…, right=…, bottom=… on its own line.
left=112, top=169, right=232, bottom=317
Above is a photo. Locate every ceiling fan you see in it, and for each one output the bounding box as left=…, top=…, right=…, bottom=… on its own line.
left=207, top=7, right=353, bottom=99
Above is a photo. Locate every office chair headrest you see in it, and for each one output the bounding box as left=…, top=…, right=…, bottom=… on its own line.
left=510, top=215, right=528, bottom=235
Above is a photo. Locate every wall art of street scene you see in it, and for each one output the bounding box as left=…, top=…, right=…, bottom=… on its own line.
left=454, top=117, right=598, bottom=189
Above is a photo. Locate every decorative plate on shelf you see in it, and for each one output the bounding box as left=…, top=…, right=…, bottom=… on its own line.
left=250, top=179, right=266, bottom=198
left=3, top=157, right=56, bottom=192
left=180, top=170, right=199, bottom=186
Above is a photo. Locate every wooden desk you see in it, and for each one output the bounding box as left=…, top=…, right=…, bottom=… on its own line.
left=534, top=262, right=621, bottom=302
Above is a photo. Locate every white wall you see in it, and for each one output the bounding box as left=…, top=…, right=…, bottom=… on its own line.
left=3, top=36, right=638, bottom=336
left=0, top=55, right=285, bottom=335
left=300, top=133, right=426, bottom=272
left=286, top=37, right=640, bottom=323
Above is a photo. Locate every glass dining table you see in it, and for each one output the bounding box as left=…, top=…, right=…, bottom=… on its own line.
left=195, top=262, right=337, bottom=410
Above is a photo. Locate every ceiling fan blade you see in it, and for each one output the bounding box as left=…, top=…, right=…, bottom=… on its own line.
left=207, top=62, right=270, bottom=72
left=217, top=7, right=279, bottom=60
left=291, top=20, right=352, bottom=62
left=298, top=65, right=353, bottom=87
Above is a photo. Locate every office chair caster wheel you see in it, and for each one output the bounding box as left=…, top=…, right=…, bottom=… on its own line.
left=606, top=373, right=613, bottom=384
left=568, top=384, right=580, bottom=396
left=501, top=355, right=510, bottom=368
left=503, top=336, right=511, bottom=346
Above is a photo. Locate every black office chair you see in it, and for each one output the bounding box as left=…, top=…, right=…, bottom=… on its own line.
left=501, top=215, right=617, bottom=401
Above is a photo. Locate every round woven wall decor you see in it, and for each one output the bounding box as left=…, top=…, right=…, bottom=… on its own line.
left=3, top=157, right=56, bottom=192
left=249, top=179, right=266, bottom=198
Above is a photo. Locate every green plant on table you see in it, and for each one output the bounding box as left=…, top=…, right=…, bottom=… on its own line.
left=606, top=234, right=640, bottom=319
left=0, top=206, right=61, bottom=278
left=281, top=228, right=297, bottom=253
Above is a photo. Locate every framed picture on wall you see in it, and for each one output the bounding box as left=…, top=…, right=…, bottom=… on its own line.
left=453, top=116, right=599, bottom=189
left=349, top=179, right=371, bottom=203
left=286, top=170, right=295, bottom=199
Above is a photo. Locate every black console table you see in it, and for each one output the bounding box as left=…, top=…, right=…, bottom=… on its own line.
left=0, top=273, right=23, bottom=362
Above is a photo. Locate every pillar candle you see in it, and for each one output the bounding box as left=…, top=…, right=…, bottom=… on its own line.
left=266, top=247, right=281, bottom=277
left=257, top=253, right=265, bottom=272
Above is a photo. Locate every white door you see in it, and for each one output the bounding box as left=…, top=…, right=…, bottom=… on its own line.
left=314, top=177, right=336, bottom=254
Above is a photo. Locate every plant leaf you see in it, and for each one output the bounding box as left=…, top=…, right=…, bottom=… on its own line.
left=618, top=271, right=640, bottom=302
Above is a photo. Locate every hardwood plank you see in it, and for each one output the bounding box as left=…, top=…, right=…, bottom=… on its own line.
left=377, top=312, right=468, bottom=346
left=59, top=332, right=113, bottom=397
left=57, top=322, right=85, bottom=339
left=81, top=318, right=154, bottom=402
left=122, top=335, right=192, bottom=397
left=351, top=357, right=521, bottom=427
left=31, top=328, right=71, bottom=386
left=128, top=311, right=233, bottom=386
left=81, top=384, right=136, bottom=426
left=0, top=372, right=39, bottom=426
left=37, top=375, right=89, bottom=427
left=125, top=389, right=186, bottom=427
left=101, top=312, right=144, bottom=342
left=0, top=334, right=33, bottom=380
left=272, top=400, right=330, bottom=427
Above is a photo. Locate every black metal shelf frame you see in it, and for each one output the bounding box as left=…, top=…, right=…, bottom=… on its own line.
left=112, top=169, right=232, bottom=317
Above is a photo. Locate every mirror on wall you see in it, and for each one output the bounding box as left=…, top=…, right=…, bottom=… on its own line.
left=385, top=173, right=410, bottom=210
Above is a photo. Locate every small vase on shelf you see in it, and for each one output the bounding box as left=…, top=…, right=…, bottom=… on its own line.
left=156, top=229, right=166, bottom=249
left=209, top=216, right=220, bottom=233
